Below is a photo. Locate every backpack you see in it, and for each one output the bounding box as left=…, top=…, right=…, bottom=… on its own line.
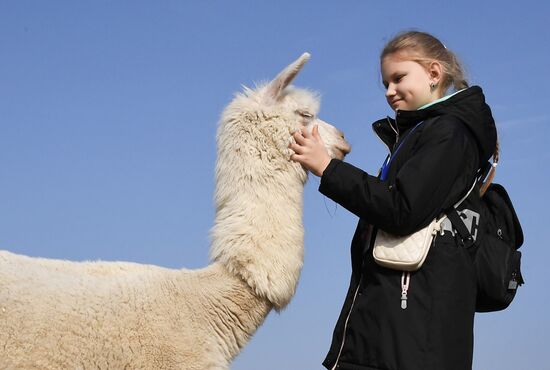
left=446, top=180, right=525, bottom=312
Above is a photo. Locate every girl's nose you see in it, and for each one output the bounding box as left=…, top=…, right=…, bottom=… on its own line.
left=385, top=84, right=396, bottom=98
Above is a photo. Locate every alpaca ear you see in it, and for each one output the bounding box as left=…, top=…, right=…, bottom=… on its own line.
left=265, top=52, right=310, bottom=103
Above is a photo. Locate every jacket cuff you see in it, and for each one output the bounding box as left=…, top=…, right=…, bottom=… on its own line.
left=319, top=159, right=360, bottom=198
left=320, top=158, right=341, bottom=180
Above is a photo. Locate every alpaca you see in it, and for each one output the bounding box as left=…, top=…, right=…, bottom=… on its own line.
left=0, top=53, right=350, bottom=370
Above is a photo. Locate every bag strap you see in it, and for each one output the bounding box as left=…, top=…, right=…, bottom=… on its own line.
left=451, top=178, right=477, bottom=209
left=446, top=209, right=476, bottom=248
left=437, top=177, right=477, bottom=222
left=443, top=175, right=479, bottom=249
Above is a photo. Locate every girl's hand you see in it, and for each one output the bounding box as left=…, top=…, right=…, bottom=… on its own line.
left=289, top=125, right=332, bottom=177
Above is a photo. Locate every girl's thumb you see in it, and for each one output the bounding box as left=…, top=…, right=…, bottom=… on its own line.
left=313, top=124, right=321, bottom=139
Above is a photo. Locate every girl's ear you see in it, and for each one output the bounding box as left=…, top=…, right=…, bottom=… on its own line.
left=428, top=60, right=444, bottom=85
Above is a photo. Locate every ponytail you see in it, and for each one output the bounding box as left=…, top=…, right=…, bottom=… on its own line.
left=480, top=140, right=499, bottom=197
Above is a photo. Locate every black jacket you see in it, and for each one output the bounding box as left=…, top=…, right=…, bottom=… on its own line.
left=319, top=86, right=497, bottom=370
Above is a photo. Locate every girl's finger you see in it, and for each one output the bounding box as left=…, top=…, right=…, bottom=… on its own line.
left=288, top=142, right=304, bottom=154
left=290, top=153, right=304, bottom=164
left=301, top=126, right=312, bottom=139
left=312, top=125, right=320, bottom=139
left=293, top=130, right=307, bottom=145
left=313, top=125, right=326, bottom=146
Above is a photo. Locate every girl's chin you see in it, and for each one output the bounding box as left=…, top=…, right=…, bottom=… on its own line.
left=392, top=101, right=417, bottom=111
left=391, top=101, right=406, bottom=110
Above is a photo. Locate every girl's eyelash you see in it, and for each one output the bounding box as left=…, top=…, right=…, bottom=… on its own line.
left=383, top=74, right=405, bottom=88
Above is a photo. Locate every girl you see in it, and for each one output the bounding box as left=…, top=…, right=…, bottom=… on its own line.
left=289, top=31, right=497, bottom=370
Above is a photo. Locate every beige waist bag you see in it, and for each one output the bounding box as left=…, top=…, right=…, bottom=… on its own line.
left=372, top=218, right=445, bottom=271
left=373, top=181, right=476, bottom=271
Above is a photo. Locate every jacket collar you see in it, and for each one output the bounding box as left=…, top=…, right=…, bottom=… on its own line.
left=372, top=86, right=486, bottom=152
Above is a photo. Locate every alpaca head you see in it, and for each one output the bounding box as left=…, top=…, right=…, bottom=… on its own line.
left=211, top=53, right=350, bottom=310
left=257, top=52, right=351, bottom=164
left=216, top=53, right=350, bottom=185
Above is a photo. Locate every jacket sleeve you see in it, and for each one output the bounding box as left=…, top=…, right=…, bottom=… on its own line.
left=319, top=117, right=479, bottom=236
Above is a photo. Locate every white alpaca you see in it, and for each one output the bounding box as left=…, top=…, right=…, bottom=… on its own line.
left=0, top=53, right=350, bottom=370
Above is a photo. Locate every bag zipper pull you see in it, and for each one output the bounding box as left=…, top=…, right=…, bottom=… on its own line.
left=401, top=271, right=410, bottom=310
left=508, top=272, right=518, bottom=290
left=401, top=291, right=408, bottom=309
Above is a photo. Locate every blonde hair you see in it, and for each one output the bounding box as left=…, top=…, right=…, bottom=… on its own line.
left=381, top=30, right=498, bottom=196
left=381, top=30, right=468, bottom=93
left=479, top=141, right=499, bottom=197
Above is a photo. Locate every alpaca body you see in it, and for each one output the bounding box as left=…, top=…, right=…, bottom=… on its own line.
left=0, top=251, right=270, bottom=369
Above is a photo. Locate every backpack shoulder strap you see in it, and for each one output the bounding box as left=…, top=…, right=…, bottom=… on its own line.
left=442, top=179, right=478, bottom=248
left=446, top=208, right=476, bottom=248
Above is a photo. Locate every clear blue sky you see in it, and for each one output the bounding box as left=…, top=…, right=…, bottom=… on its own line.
left=1, top=1, right=548, bottom=369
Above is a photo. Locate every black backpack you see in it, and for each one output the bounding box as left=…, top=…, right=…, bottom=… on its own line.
left=447, top=181, right=524, bottom=312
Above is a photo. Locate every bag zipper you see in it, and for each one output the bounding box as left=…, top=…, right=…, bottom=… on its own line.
left=400, top=271, right=411, bottom=309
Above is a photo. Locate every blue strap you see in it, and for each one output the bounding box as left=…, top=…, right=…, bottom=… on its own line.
left=380, top=121, right=425, bottom=181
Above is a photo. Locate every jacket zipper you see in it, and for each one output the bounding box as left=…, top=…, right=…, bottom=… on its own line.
left=331, top=117, right=399, bottom=370
left=331, top=278, right=362, bottom=370
left=388, top=116, right=400, bottom=144
left=372, top=117, right=400, bottom=155
left=332, top=117, right=400, bottom=369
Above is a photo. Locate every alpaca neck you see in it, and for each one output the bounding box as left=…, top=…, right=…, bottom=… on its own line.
left=210, top=166, right=306, bottom=310
left=198, top=263, right=272, bottom=364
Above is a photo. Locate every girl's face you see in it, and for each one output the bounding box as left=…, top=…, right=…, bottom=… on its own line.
left=381, top=53, right=441, bottom=111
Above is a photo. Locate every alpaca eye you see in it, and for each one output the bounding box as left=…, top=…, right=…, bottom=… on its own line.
left=295, top=110, right=313, bottom=119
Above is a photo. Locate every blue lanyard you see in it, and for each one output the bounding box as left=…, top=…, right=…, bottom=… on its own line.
left=380, top=120, right=425, bottom=181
